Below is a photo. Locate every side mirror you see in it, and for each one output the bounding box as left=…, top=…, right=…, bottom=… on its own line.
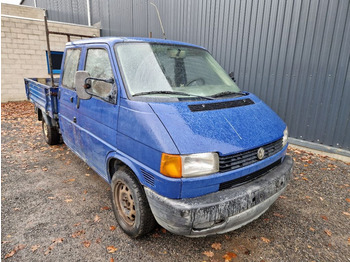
left=229, top=71, right=236, bottom=82
left=75, top=71, right=92, bottom=100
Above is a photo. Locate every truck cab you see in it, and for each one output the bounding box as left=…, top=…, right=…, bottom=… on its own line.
left=26, top=37, right=293, bottom=237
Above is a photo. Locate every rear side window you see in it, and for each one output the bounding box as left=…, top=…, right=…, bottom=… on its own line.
left=46, top=51, right=63, bottom=74
left=62, top=49, right=81, bottom=89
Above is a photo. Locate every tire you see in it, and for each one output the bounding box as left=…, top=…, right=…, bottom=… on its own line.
left=110, top=167, right=156, bottom=238
left=42, top=119, right=60, bottom=145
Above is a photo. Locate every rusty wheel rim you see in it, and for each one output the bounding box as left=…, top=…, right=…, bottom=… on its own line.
left=114, top=181, right=136, bottom=226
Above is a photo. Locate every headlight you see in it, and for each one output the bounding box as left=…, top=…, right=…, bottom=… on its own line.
left=160, top=152, right=219, bottom=178
left=282, top=127, right=288, bottom=147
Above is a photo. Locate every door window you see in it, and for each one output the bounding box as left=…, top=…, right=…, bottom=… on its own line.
left=62, top=49, right=81, bottom=89
left=85, top=49, right=114, bottom=98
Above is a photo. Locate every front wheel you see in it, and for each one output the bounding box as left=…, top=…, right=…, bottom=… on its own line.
left=110, top=167, right=156, bottom=238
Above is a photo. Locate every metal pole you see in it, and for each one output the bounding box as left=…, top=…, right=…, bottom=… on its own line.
left=87, top=0, right=91, bottom=26
left=150, top=2, right=166, bottom=39
left=44, top=13, right=55, bottom=87
left=48, top=31, right=95, bottom=38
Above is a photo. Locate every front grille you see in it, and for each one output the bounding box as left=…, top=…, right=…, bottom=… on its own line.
left=219, top=158, right=282, bottom=190
left=219, top=138, right=283, bottom=173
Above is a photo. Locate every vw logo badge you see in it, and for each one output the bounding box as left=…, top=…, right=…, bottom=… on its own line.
left=257, top=147, right=265, bottom=160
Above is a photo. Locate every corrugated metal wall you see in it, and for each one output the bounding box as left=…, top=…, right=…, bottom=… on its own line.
left=21, top=0, right=350, bottom=150
left=22, top=0, right=89, bottom=25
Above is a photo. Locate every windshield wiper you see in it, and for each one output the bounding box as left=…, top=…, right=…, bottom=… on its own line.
left=132, top=91, right=214, bottom=100
left=210, top=91, right=247, bottom=98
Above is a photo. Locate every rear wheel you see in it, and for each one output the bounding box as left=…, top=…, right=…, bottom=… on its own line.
left=42, top=119, right=60, bottom=145
left=111, top=167, right=156, bottom=238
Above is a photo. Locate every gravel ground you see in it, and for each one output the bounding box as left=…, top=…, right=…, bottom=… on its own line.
left=1, top=101, right=350, bottom=262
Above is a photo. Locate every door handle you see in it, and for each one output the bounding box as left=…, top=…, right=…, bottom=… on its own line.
left=70, top=97, right=74, bottom=103
left=76, top=97, right=80, bottom=109
left=73, top=117, right=77, bottom=123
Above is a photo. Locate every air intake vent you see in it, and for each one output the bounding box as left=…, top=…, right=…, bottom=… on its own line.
left=188, top=98, right=254, bottom=112
left=141, top=169, right=155, bottom=187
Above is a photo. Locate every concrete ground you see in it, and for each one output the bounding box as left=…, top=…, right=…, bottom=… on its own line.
left=1, top=101, right=350, bottom=262
left=289, top=144, right=350, bottom=165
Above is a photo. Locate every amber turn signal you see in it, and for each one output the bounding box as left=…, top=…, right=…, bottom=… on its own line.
left=160, top=153, right=182, bottom=178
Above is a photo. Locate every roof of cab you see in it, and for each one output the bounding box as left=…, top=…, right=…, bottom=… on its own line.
left=66, top=37, right=205, bottom=50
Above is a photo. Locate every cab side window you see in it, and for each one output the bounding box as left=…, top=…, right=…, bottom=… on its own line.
left=62, top=49, right=81, bottom=89
left=85, top=49, right=114, bottom=98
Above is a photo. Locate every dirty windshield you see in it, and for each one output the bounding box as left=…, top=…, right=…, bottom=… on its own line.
left=114, top=43, right=241, bottom=101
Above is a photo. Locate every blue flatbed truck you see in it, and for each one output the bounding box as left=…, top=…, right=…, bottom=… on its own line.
left=25, top=37, right=293, bottom=238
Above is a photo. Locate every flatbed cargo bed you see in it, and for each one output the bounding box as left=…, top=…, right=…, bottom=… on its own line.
left=24, top=77, right=59, bottom=119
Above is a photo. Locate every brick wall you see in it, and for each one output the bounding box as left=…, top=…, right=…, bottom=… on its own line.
left=1, top=3, right=100, bottom=102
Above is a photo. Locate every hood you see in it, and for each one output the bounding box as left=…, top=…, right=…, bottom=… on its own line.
left=149, top=94, right=286, bottom=155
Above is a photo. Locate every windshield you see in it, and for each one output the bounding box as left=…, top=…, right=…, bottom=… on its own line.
left=114, top=43, right=241, bottom=101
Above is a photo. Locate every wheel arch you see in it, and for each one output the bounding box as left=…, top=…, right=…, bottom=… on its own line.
left=106, top=152, right=142, bottom=185
left=37, top=107, right=43, bottom=121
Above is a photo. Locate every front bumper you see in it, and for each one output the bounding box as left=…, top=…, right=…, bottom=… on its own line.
left=145, top=155, right=293, bottom=237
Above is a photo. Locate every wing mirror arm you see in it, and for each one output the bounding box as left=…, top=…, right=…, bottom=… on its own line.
left=84, top=77, right=114, bottom=89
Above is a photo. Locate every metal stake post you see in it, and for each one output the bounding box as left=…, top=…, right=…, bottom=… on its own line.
left=44, top=13, right=55, bottom=87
